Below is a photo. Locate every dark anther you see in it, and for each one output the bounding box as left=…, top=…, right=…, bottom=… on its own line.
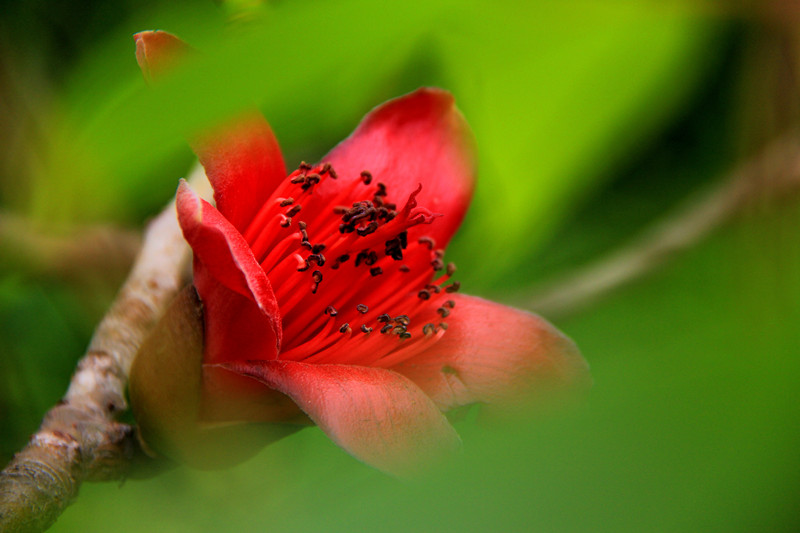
left=308, top=253, right=326, bottom=267
left=300, top=241, right=313, bottom=250
left=280, top=217, right=292, bottom=228
left=339, top=323, right=350, bottom=333
left=356, top=304, right=369, bottom=314
left=425, top=283, right=441, bottom=294
left=325, top=305, right=338, bottom=316
left=418, top=289, right=431, bottom=300
left=312, top=270, right=323, bottom=283
left=286, top=205, right=302, bottom=217
left=321, top=163, right=337, bottom=179
left=297, top=260, right=310, bottom=272
left=398, top=231, right=408, bottom=249
left=392, top=325, right=407, bottom=335
left=399, top=265, right=411, bottom=273
left=423, top=323, right=436, bottom=336
left=377, top=313, right=391, bottom=323
left=298, top=161, right=312, bottom=172
left=298, top=221, right=307, bottom=230
left=394, top=315, right=410, bottom=326
left=380, top=323, right=394, bottom=334
left=291, top=175, right=306, bottom=184
left=333, top=205, right=348, bottom=214
left=375, top=182, right=387, bottom=197
left=305, top=175, right=321, bottom=188
left=280, top=197, right=294, bottom=207
left=312, top=244, right=326, bottom=254
left=444, top=300, right=456, bottom=308
left=355, top=250, right=368, bottom=267
left=361, top=324, right=373, bottom=333
left=365, top=251, right=378, bottom=266
left=437, top=307, right=450, bottom=318
left=384, top=232, right=407, bottom=261
left=431, top=258, right=445, bottom=271
left=357, top=221, right=379, bottom=237
left=370, top=266, right=383, bottom=276
left=337, top=253, right=350, bottom=263
left=433, top=249, right=445, bottom=259
left=339, top=223, right=355, bottom=234
left=439, top=322, right=449, bottom=330
left=446, top=262, right=457, bottom=276
left=360, top=170, right=373, bottom=184
left=400, top=332, right=412, bottom=340
left=418, top=236, right=436, bottom=249
left=445, top=281, right=461, bottom=293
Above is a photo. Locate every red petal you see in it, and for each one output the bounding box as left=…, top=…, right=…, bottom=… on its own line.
left=392, top=294, right=590, bottom=410
left=177, top=181, right=282, bottom=360
left=226, top=360, right=461, bottom=476
left=134, top=30, right=191, bottom=82
left=134, top=30, right=286, bottom=231
left=321, top=87, right=476, bottom=248
left=192, top=113, right=287, bottom=233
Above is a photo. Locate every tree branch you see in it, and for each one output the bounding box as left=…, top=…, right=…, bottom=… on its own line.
left=528, top=132, right=800, bottom=318
left=0, top=213, right=141, bottom=286
left=0, top=167, right=210, bottom=533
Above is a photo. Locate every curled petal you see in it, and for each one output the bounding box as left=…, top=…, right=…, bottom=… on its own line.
left=134, top=30, right=191, bottom=83
left=226, top=360, right=462, bottom=477
left=393, top=294, right=590, bottom=411
left=321, top=87, right=476, bottom=249
left=192, top=113, right=287, bottom=232
left=134, top=30, right=286, bottom=230
left=177, top=181, right=282, bottom=359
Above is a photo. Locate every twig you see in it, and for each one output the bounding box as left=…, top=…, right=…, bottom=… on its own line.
left=0, top=213, right=141, bottom=286
left=528, top=132, right=800, bottom=318
left=0, top=166, right=209, bottom=533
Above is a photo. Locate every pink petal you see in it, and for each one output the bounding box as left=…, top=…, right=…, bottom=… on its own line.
left=134, top=30, right=286, bottom=231
left=321, top=87, right=476, bottom=249
left=177, top=181, right=282, bottom=360
left=225, top=360, right=462, bottom=477
left=392, top=294, right=590, bottom=411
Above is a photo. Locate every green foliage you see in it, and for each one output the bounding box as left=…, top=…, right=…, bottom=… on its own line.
left=1, top=0, right=798, bottom=531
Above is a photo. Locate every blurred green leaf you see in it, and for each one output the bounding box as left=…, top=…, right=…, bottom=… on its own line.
left=445, top=2, right=723, bottom=289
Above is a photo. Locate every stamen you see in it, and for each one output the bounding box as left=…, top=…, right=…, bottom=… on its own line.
left=324, top=305, right=338, bottom=316
left=445, top=282, right=461, bottom=293
left=356, top=304, right=369, bottom=314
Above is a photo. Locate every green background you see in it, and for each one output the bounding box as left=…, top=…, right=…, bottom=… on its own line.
left=1, top=1, right=798, bottom=531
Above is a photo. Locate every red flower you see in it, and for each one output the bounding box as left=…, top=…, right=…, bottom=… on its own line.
left=131, top=31, right=589, bottom=476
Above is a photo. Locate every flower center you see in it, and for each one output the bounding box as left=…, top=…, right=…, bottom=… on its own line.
left=242, top=162, right=460, bottom=368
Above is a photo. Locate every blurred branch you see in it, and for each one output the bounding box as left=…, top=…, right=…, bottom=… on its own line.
left=529, top=132, right=800, bottom=318
left=0, top=213, right=141, bottom=286
left=0, top=167, right=209, bottom=533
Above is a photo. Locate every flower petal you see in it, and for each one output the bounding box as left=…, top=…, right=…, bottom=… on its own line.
left=192, top=113, right=287, bottom=232
left=134, top=30, right=286, bottom=231
left=177, top=181, right=282, bottom=360
left=225, top=360, right=462, bottom=477
left=134, top=30, right=191, bottom=82
left=392, top=294, right=590, bottom=411
left=321, top=87, right=476, bottom=248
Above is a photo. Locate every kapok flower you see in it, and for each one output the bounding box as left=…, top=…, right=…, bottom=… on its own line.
left=130, top=31, right=589, bottom=477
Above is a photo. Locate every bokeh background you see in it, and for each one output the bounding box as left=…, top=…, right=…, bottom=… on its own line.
left=2, top=0, right=799, bottom=531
